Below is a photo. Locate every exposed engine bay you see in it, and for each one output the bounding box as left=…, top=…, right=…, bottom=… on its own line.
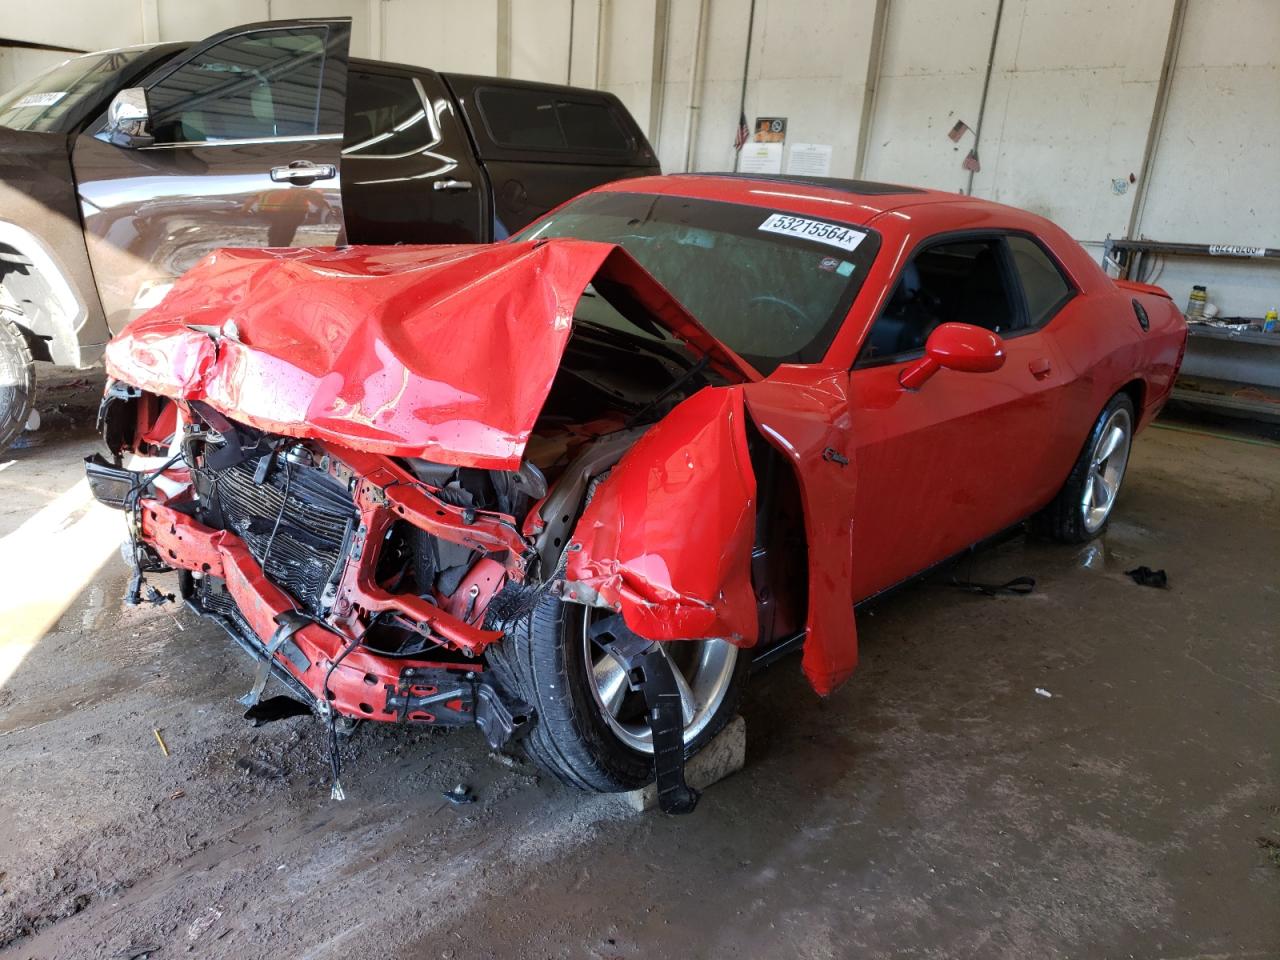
left=86, top=314, right=806, bottom=759
left=82, top=239, right=823, bottom=808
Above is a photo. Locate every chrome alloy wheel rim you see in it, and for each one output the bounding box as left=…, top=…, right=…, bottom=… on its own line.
left=1081, top=406, right=1133, bottom=533
left=581, top=608, right=738, bottom=754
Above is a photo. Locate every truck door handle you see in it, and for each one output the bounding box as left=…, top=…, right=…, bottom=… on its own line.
left=1029, top=357, right=1052, bottom=379
left=433, top=179, right=473, bottom=192
left=270, top=161, right=337, bottom=185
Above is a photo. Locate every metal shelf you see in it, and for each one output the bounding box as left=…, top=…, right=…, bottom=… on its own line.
left=1101, top=239, right=1280, bottom=421
left=1187, top=324, right=1280, bottom=347
left=1169, top=376, right=1280, bottom=422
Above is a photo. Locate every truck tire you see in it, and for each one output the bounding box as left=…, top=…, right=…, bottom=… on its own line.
left=1033, top=392, right=1135, bottom=543
left=487, top=593, right=748, bottom=792
left=0, top=313, right=35, bottom=453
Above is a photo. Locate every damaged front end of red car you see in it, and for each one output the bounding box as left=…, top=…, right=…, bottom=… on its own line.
left=84, top=238, right=801, bottom=800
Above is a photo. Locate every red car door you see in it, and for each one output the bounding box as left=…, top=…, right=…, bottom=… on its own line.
left=847, top=232, right=1078, bottom=600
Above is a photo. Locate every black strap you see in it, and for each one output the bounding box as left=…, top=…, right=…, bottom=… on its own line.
left=949, top=575, right=1036, bottom=597
left=589, top=615, right=700, bottom=815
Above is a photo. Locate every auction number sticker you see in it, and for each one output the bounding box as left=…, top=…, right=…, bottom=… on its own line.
left=758, top=213, right=866, bottom=251
left=14, top=91, right=66, bottom=109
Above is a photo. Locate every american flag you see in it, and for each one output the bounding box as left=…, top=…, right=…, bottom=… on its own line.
left=733, top=111, right=749, bottom=152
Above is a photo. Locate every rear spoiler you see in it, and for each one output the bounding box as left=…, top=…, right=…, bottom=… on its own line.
left=1113, top=278, right=1171, bottom=299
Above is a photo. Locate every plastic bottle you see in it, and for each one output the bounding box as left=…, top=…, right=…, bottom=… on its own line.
left=1264, top=308, right=1278, bottom=333
left=1185, top=285, right=1207, bottom=319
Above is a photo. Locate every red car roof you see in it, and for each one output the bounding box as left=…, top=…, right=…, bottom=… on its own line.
left=590, top=173, right=965, bottom=227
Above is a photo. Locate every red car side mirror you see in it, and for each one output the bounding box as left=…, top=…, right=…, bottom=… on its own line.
left=899, top=322, right=1006, bottom=390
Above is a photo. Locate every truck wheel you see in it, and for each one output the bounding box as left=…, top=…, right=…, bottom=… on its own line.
left=0, top=314, right=35, bottom=453
left=1033, top=392, right=1135, bottom=543
left=487, top=593, right=748, bottom=792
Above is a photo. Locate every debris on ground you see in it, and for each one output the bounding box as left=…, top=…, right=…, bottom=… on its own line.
left=235, top=757, right=284, bottom=780
left=444, top=783, right=476, bottom=805
left=1125, top=565, right=1169, bottom=589
left=152, top=729, right=169, bottom=757
left=1034, top=688, right=1053, bottom=698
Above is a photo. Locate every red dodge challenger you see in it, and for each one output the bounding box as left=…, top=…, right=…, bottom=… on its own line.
left=87, top=174, right=1187, bottom=812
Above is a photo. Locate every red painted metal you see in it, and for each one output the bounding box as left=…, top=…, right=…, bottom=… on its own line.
left=107, top=174, right=1188, bottom=703
left=565, top=387, right=758, bottom=646
left=138, top=497, right=483, bottom=720
left=104, top=240, right=751, bottom=471
left=898, top=323, right=1007, bottom=390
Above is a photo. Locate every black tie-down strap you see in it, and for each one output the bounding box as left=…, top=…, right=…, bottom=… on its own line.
left=588, top=614, right=699, bottom=815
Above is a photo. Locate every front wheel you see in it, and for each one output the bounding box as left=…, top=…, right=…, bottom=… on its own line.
left=0, top=313, right=35, bottom=454
left=487, top=594, right=748, bottom=792
left=1034, top=392, right=1135, bottom=543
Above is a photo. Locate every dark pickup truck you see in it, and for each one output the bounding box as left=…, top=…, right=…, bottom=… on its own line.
left=0, top=17, right=658, bottom=450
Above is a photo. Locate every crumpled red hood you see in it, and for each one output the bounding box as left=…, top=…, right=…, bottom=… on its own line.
left=105, top=239, right=754, bottom=470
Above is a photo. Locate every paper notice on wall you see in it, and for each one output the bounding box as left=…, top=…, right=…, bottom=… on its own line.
left=786, top=143, right=833, bottom=177
left=739, top=142, right=783, bottom=175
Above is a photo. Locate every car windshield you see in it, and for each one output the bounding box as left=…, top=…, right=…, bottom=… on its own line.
left=516, top=191, right=880, bottom=373
left=0, top=49, right=146, bottom=133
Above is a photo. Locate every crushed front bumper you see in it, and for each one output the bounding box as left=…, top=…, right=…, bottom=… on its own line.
left=86, top=455, right=531, bottom=750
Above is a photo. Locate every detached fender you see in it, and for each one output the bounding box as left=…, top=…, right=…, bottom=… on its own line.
left=564, top=386, right=758, bottom=646
left=743, top=366, right=858, bottom=696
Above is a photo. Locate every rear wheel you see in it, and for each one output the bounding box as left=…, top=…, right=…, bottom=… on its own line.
left=1034, top=392, right=1135, bottom=543
left=0, top=313, right=35, bottom=454
left=488, top=594, right=748, bottom=792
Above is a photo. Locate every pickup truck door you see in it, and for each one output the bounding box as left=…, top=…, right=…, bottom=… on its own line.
left=72, top=19, right=350, bottom=333
left=340, top=65, right=487, bottom=245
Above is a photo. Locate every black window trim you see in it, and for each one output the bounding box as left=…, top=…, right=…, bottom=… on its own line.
left=853, top=227, right=1078, bottom=370
left=473, top=83, right=637, bottom=156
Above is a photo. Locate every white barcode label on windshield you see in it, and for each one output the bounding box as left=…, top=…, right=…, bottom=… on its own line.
left=14, top=91, right=66, bottom=109
left=758, top=213, right=866, bottom=251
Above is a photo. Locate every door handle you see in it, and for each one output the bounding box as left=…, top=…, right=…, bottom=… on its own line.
left=270, top=161, right=337, bottom=184
left=1029, top=357, right=1052, bottom=379
left=433, top=178, right=473, bottom=192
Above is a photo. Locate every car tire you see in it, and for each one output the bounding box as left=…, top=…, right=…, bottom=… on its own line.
left=487, top=593, right=749, bottom=792
left=0, top=313, right=35, bottom=454
left=1033, top=392, right=1136, bottom=543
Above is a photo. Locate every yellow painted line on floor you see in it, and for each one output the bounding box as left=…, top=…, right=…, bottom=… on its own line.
left=1152, top=421, right=1280, bottom=449
left=0, top=479, right=125, bottom=688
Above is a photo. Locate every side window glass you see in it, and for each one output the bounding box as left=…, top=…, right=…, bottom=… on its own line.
left=478, top=87, right=563, bottom=149
left=343, top=71, right=434, bottom=157
left=859, top=238, right=1017, bottom=364
left=558, top=100, right=630, bottom=152
left=148, top=28, right=330, bottom=144
left=1008, top=235, right=1073, bottom=328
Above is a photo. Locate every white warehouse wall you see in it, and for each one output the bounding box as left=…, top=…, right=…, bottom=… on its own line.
left=1, top=0, right=1277, bottom=313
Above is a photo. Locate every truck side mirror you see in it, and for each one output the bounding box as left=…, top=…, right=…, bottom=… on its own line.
left=105, top=87, right=154, bottom=148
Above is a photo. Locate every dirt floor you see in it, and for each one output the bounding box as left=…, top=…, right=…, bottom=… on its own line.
left=0, top=369, right=1276, bottom=960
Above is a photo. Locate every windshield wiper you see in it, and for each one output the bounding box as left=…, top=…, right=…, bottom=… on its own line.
left=625, top=355, right=711, bottom=428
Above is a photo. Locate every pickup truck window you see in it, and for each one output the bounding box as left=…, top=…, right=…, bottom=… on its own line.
left=148, top=28, right=332, bottom=144
left=344, top=71, right=431, bottom=156
left=477, top=87, right=631, bottom=153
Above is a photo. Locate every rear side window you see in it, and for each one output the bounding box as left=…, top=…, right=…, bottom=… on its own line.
left=343, top=71, right=431, bottom=156
left=477, top=87, right=631, bottom=153
left=557, top=100, right=630, bottom=151
left=1007, top=235, right=1073, bottom=327
left=148, top=28, right=332, bottom=144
